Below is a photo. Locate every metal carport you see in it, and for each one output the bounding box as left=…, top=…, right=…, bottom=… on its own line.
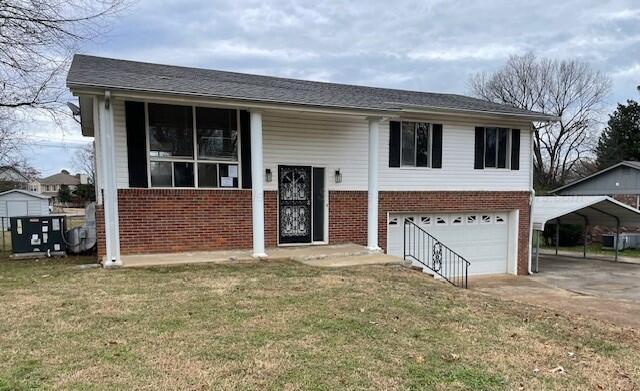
left=531, top=196, right=640, bottom=271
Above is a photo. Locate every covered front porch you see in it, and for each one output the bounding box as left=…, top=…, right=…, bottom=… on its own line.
left=86, top=91, right=386, bottom=268
left=119, top=243, right=401, bottom=268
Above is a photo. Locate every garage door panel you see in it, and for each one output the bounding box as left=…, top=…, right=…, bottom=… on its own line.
left=388, top=211, right=510, bottom=276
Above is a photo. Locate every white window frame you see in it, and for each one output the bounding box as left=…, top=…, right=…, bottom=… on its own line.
left=400, top=121, right=432, bottom=168
left=482, top=126, right=511, bottom=170
left=145, top=102, right=242, bottom=189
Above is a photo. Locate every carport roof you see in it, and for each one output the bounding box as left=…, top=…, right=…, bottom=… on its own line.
left=532, top=196, right=640, bottom=230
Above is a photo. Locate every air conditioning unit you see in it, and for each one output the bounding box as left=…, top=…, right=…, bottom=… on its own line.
left=10, top=215, right=67, bottom=258
left=602, top=233, right=640, bottom=250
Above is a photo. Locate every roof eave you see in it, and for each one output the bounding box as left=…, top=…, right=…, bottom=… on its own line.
left=550, top=161, right=637, bottom=194
left=68, top=81, right=559, bottom=122
left=398, top=104, right=558, bottom=122
left=67, top=82, right=399, bottom=117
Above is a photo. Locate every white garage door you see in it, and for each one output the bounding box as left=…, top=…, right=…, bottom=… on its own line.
left=387, top=212, right=510, bottom=276
left=7, top=200, right=28, bottom=217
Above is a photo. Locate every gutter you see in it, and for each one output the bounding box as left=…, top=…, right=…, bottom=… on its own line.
left=67, top=81, right=559, bottom=123
left=528, top=125, right=535, bottom=275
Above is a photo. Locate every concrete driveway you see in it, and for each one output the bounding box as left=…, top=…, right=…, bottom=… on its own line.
left=472, top=255, right=640, bottom=328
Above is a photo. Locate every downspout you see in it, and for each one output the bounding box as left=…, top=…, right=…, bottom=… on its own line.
left=527, top=125, right=535, bottom=275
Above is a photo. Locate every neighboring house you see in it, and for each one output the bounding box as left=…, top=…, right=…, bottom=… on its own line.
left=0, top=166, right=31, bottom=191
left=551, top=161, right=640, bottom=208
left=0, top=189, right=50, bottom=229
left=551, top=161, right=640, bottom=241
left=38, top=170, right=89, bottom=201
left=66, top=54, right=555, bottom=274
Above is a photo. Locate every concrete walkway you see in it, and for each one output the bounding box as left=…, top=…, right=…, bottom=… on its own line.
left=120, top=243, right=403, bottom=268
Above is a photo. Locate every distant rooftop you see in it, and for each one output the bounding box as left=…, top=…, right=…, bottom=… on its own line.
left=67, top=54, right=555, bottom=120
left=39, top=170, right=81, bottom=186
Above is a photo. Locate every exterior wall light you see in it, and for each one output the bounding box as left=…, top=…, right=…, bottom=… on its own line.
left=265, top=168, right=272, bottom=182
left=334, top=169, right=342, bottom=183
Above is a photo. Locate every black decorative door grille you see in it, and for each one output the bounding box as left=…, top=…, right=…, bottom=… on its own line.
left=278, top=165, right=312, bottom=244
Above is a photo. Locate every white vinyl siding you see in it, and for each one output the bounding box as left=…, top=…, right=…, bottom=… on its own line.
left=262, top=111, right=369, bottom=191
left=112, top=97, right=531, bottom=192
left=112, top=99, right=129, bottom=189
left=378, top=118, right=531, bottom=191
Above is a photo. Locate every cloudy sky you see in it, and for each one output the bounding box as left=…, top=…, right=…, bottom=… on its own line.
left=27, top=0, right=640, bottom=177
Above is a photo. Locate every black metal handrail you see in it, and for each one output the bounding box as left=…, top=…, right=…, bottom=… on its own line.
left=403, top=218, right=470, bottom=288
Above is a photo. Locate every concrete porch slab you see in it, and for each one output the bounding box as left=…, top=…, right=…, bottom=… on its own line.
left=120, top=243, right=402, bottom=268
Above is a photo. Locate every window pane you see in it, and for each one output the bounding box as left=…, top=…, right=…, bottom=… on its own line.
left=198, top=163, right=218, bottom=188
left=196, top=107, right=238, bottom=161
left=485, top=127, right=497, bottom=168
left=218, top=164, right=239, bottom=188
left=401, top=122, right=416, bottom=166
left=174, top=162, right=194, bottom=187
left=497, top=128, right=508, bottom=168
left=416, top=123, right=430, bottom=167
left=150, top=161, right=172, bottom=187
left=148, top=104, right=194, bottom=157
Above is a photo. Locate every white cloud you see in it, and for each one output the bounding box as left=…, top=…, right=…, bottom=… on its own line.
left=603, top=8, right=640, bottom=20
left=611, top=63, right=640, bottom=78
left=407, top=44, right=523, bottom=61
left=23, top=0, right=640, bottom=175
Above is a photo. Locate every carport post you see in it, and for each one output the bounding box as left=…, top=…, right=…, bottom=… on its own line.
left=615, top=219, right=620, bottom=262
left=555, top=220, right=560, bottom=256
left=576, top=212, right=588, bottom=259
left=583, top=224, right=587, bottom=258
left=535, top=230, right=540, bottom=273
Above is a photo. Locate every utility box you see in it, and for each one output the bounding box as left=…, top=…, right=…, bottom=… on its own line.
left=10, top=215, right=66, bottom=257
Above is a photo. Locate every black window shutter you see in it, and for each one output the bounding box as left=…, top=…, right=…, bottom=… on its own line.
left=474, top=127, right=485, bottom=169
left=511, top=129, right=520, bottom=170
left=240, top=110, right=252, bottom=189
left=389, top=121, right=401, bottom=167
left=125, top=101, right=148, bottom=188
left=431, top=124, right=443, bottom=168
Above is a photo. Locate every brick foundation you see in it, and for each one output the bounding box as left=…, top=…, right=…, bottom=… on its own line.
left=96, top=189, right=277, bottom=257
left=97, top=189, right=531, bottom=275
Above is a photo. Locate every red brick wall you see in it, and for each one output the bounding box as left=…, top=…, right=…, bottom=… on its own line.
left=96, top=205, right=105, bottom=257
left=329, top=191, right=531, bottom=275
left=97, top=189, right=531, bottom=275
left=96, top=189, right=277, bottom=256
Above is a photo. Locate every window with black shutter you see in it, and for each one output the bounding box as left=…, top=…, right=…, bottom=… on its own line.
left=391, top=121, right=442, bottom=168
left=474, top=126, right=520, bottom=170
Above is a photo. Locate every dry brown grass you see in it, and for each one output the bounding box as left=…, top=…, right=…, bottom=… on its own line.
left=0, top=256, right=639, bottom=390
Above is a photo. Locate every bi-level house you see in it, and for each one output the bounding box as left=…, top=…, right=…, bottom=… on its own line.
left=66, top=55, right=555, bottom=276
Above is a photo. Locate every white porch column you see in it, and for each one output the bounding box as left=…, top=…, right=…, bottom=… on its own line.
left=250, top=110, right=267, bottom=258
left=97, top=92, right=122, bottom=267
left=367, top=117, right=381, bottom=251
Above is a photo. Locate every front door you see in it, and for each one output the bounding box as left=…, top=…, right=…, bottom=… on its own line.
left=278, top=165, right=312, bottom=244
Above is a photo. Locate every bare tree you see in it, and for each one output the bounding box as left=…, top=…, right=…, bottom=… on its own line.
left=0, top=0, right=129, bottom=176
left=0, top=0, right=129, bottom=110
left=72, top=142, right=96, bottom=184
left=470, top=53, right=611, bottom=189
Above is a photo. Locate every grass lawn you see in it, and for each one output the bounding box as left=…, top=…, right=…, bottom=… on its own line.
left=1, top=257, right=639, bottom=390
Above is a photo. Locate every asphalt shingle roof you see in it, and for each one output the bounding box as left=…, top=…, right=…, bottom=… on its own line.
left=67, top=54, right=554, bottom=120
left=39, top=172, right=81, bottom=185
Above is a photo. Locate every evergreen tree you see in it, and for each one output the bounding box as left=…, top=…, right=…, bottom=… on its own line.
left=57, top=185, right=72, bottom=204
left=596, top=100, right=640, bottom=168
